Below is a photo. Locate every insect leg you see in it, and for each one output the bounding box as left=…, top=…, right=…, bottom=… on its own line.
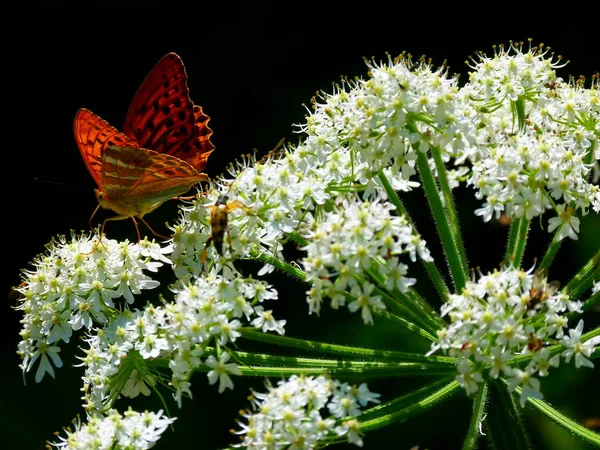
left=201, top=236, right=214, bottom=268
left=137, top=217, right=170, bottom=241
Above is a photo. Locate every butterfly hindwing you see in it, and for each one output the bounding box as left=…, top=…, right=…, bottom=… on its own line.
left=188, top=104, right=215, bottom=172
left=102, top=145, right=208, bottom=206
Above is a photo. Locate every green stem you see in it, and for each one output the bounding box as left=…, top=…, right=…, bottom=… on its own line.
left=519, top=390, right=600, bottom=447
left=377, top=171, right=409, bottom=217
left=461, top=381, right=489, bottom=450
left=378, top=171, right=451, bottom=302
left=403, top=288, right=446, bottom=329
left=430, top=145, right=470, bottom=274
left=504, top=216, right=530, bottom=268
left=357, top=379, right=462, bottom=431
left=578, top=291, right=600, bottom=316
left=249, top=245, right=308, bottom=281
left=286, top=231, right=310, bottom=248
left=487, top=378, right=531, bottom=450
left=239, top=328, right=454, bottom=364
left=416, top=150, right=468, bottom=292
left=563, top=249, right=600, bottom=301
left=366, top=265, right=443, bottom=334
left=366, top=285, right=434, bottom=334
left=371, top=307, right=438, bottom=342
left=538, top=233, right=563, bottom=274
left=230, top=351, right=457, bottom=378
left=512, top=97, right=527, bottom=132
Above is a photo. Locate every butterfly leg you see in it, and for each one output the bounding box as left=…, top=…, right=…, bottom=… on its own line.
left=93, top=215, right=141, bottom=249
left=137, top=217, right=171, bottom=241
left=82, top=214, right=124, bottom=255
left=88, top=204, right=102, bottom=230
left=82, top=205, right=113, bottom=254
left=86, top=204, right=109, bottom=253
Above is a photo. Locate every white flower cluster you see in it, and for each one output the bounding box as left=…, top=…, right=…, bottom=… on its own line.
left=164, top=271, right=283, bottom=405
left=303, top=194, right=433, bottom=324
left=169, top=154, right=332, bottom=281
left=454, top=42, right=599, bottom=237
left=233, top=375, right=381, bottom=449
left=15, top=233, right=169, bottom=382
left=50, top=408, right=175, bottom=450
left=294, top=43, right=598, bottom=240
left=427, top=266, right=597, bottom=406
left=79, top=271, right=283, bottom=411
left=170, top=57, right=454, bottom=324
left=170, top=55, right=464, bottom=283
left=298, top=53, right=460, bottom=193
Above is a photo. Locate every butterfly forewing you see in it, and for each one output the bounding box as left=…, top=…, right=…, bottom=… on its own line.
left=74, top=108, right=139, bottom=188
left=102, top=145, right=207, bottom=206
left=122, top=53, right=215, bottom=171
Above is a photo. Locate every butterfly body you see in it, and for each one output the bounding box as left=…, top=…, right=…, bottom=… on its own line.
left=73, top=53, right=214, bottom=239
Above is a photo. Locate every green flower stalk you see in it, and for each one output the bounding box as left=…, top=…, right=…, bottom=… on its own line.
left=13, top=40, right=599, bottom=449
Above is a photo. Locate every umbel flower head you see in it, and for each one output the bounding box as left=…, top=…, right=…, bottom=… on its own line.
left=15, top=233, right=168, bottom=382
left=426, top=265, right=595, bottom=406
left=50, top=408, right=175, bottom=450
left=78, top=256, right=282, bottom=412
left=232, top=375, right=381, bottom=449
left=455, top=44, right=599, bottom=235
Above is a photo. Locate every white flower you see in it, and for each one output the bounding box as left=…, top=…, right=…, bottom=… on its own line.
left=122, top=369, right=155, bottom=398
left=507, top=368, right=543, bottom=407
left=454, top=43, right=598, bottom=239
left=347, top=283, right=385, bottom=325
left=250, top=306, right=287, bottom=335
left=560, top=320, right=596, bottom=369
left=206, top=352, right=242, bottom=393
left=547, top=205, right=580, bottom=241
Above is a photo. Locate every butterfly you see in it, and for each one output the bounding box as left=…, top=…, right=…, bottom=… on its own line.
left=73, top=52, right=214, bottom=241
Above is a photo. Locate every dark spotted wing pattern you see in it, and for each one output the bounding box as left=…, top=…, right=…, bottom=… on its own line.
left=122, top=52, right=214, bottom=172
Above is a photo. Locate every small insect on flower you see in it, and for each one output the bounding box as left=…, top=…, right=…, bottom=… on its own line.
left=527, top=270, right=560, bottom=312
left=202, top=195, right=249, bottom=265
left=526, top=332, right=543, bottom=352
left=8, top=283, right=26, bottom=304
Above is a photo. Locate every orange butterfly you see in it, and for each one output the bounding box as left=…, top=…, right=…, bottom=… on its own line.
left=73, top=53, right=214, bottom=241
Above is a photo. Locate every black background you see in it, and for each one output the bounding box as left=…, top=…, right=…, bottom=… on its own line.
left=4, top=5, right=599, bottom=449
